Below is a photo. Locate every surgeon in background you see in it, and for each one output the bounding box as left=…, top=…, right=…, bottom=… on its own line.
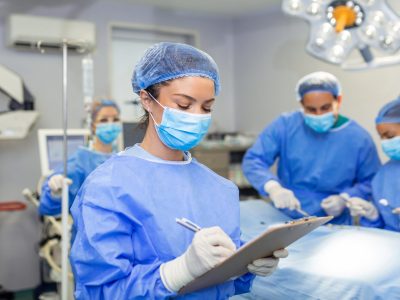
left=347, top=97, right=400, bottom=231
left=39, top=99, right=122, bottom=216
left=242, top=72, right=381, bottom=224
left=70, top=42, right=288, bottom=300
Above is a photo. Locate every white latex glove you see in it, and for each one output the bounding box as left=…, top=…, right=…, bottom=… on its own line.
left=264, top=181, right=301, bottom=211
left=160, top=226, right=236, bottom=292
left=393, top=208, right=400, bottom=215
left=321, top=194, right=347, bottom=217
left=247, top=249, right=288, bottom=277
left=48, top=174, right=72, bottom=198
left=346, top=197, right=379, bottom=221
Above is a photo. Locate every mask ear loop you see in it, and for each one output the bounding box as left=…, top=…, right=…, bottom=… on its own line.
left=145, top=90, right=164, bottom=126
left=148, top=110, right=159, bottom=126
left=146, top=91, right=165, bottom=108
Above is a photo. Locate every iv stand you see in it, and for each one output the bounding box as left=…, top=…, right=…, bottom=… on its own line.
left=61, top=40, right=70, bottom=300
left=35, top=36, right=92, bottom=300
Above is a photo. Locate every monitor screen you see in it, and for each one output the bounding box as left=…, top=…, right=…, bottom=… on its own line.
left=38, top=129, right=90, bottom=175
left=46, top=135, right=86, bottom=171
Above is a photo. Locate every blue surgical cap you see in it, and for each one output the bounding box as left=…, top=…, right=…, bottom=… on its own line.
left=91, top=99, right=120, bottom=122
left=296, top=71, right=341, bottom=101
left=131, top=42, right=220, bottom=95
left=376, top=97, right=400, bottom=124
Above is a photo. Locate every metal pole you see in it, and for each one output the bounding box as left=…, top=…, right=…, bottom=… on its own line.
left=61, top=40, right=70, bottom=300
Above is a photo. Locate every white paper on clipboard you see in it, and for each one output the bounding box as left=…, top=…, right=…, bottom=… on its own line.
left=179, top=215, right=333, bottom=295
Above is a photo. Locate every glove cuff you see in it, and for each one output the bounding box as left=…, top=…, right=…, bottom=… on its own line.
left=160, top=254, right=195, bottom=293
left=264, top=180, right=281, bottom=195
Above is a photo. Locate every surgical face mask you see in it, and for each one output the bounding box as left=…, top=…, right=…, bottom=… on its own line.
left=147, top=93, right=211, bottom=151
left=304, top=112, right=336, bottom=133
left=381, top=136, right=400, bottom=160
left=95, top=123, right=122, bottom=144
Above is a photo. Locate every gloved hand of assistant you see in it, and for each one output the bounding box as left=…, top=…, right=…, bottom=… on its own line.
left=265, top=181, right=301, bottom=211
left=160, top=226, right=236, bottom=292
left=247, top=248, right=288, bottom=276
left=346, top=197, right=379, bottom=221
left=48, top=174, right=72, bottom=198
left=321, top=194, right=348, bottom=217
left=393, top=207, right=400, bottom=215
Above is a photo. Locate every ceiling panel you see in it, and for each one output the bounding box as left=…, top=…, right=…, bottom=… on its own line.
left=116, top=0, right=280, bottom=17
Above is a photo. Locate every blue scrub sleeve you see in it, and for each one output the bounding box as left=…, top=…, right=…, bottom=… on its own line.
left=72, top=202, right=175, bottom=299
left=39, top=158, right=85, bottom=216
left=341, top=138, right=380, bottom=199
left=39, top=157, right=86, bottom=216
left=234, top=272, right=255, bottom=295
left=39, top=182, right=63, bottom=216
left=242, top=118, right=283, bottom=196
left=233, top=240, right=255, bottom=295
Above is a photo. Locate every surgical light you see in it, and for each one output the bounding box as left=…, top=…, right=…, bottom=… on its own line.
left=282, top=0, right=400, bottom=70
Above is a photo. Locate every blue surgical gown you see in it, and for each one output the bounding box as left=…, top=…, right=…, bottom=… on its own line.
left=39, top=146, right=111, bottom=216
left=242, top=111, right=381, bottom=224
left=360, top=160, right=400, bottom=231
left=70, top=145, right=254, bottom=300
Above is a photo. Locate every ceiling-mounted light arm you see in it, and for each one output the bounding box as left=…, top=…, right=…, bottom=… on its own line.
left=343, top=50, right=400, bottom=70
left=359, top=45, right=374, bottom=62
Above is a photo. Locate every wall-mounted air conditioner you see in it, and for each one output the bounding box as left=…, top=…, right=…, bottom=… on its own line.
left=7, top=14, right=96, bottom=52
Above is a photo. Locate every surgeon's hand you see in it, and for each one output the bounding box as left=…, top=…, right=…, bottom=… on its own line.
left=184, top=227, right=236, bottom=278
left=393, top=207, right=400, bottom=215
left=48, top=174, right=72, bottom=198
left=247, top=249, right=288, bottom=276
left=264, top=181, right=301, bottom=211
left=346, top=197, right=379, bottom=221
left=160, top=226, right=236, bottom=292
left=321, top=194, right=347, bottom=217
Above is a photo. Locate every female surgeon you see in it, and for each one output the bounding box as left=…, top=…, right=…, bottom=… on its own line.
left=69, top=42, right=288, bottom=299
left=347, top=97, right=400, bottom=232
left=39, top=99, right=122, bottom=216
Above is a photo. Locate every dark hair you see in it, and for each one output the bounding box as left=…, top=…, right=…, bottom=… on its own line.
left=138, top=80, right=171, bottom=128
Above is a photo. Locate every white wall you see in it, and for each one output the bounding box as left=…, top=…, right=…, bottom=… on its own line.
left=0, top=0, right=235, bottom=201
left=233, top=2, right=400, bottom=161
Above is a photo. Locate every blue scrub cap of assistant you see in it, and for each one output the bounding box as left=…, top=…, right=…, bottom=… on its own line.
left=376, top=97, right=400, bottom=124
left=131, top=42, right=221, bottom=95
left=91, top=99, right=120, bottom=123
left=296, top=71, right=341, bottom=101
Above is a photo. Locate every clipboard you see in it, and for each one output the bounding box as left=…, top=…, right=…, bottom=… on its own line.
left=179, top=215, right=333, bottom=295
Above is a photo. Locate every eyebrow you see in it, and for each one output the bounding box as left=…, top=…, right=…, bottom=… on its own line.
left=173, top=93, right=215, bottom=103
left=98, top=115, right=119, bottom=119
left=379, top=130, right=391, bottom=137
left=305, top=103, right=331, bottom=109
left=384, top=131, right=392, bottom=136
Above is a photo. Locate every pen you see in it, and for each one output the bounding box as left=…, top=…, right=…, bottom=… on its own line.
left=176, top=217, right=202, bottom=232
left=296, top=208, right=310, bottom=217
